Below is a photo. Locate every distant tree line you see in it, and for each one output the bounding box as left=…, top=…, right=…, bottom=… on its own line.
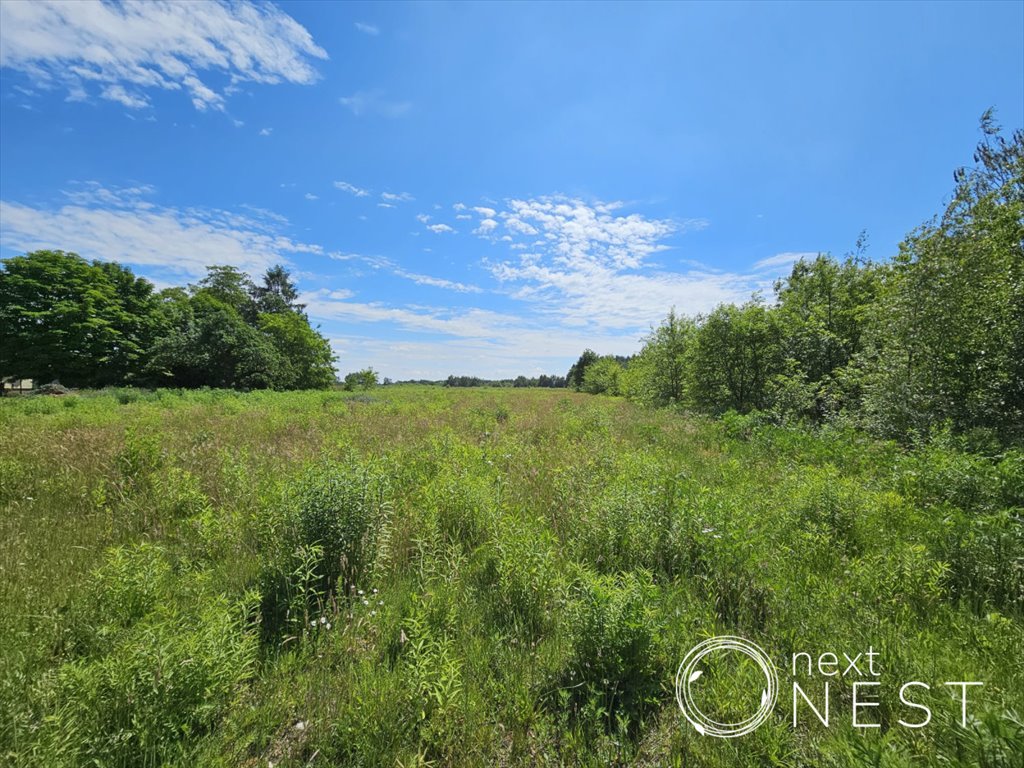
left=444, top=374, right=567, bottom=388
left=0, top=256, right=336, bottom=391
left=570, top=113, right=1023, bottom=447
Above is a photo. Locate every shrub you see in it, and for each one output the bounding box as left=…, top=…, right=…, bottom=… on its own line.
left=257, top=461, right=390, bottom=642
left=476, top=517, right=562, bottom=638
left=561, top=570, right=662, bottom=731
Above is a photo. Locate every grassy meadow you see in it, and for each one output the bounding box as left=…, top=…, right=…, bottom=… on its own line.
left=1, top=386, right=1022, bottom=767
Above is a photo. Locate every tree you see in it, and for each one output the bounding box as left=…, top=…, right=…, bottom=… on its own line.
left=253, top=264, right=306, bottom=315
left=147, top=292, right=283, bottom=390
left=259, top=311, right=336, bottom=389
left=566, top=349, right=599, bottom=391
left=772, top=251, right=886, bottom=419
left=689, top=300, right=784, bottom=414
left=193, top=266, right=257, bottom=322
left=633, top=309, right=694, bottom=406
left=581, top=356, right=623, bottom=395
left=860, top=113, right=1023, bottom=443
left=343, top=368, right=379, bottom=391
left=0, top=251, right=159, bottom=387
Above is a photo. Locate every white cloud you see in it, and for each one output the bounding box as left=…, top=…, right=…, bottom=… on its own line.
left=0, top=0, right=327, bottom=112
left=476, top=195, right=760, bottom=329
left=453, top=203, right=467, bottom=211
left=0, top=182, right=322, bottom=279
left=753, top=251, right=818, bottom=271
left=334, top=180, right=370, bottom=197
left=259, top=127, right=273, bottom=136
left=427, top=223, right=455, bottom=234
left=474, top=218, right=498, bottom=235
left=391, top=270, right=481, bottom=294
left=100, top=84, right=149, bottom=109
left=340, top=89, right=411, bottom=118
left=455, top=213, right=472, bottom=220
left=329, top=251, right=482, bottom=295
left=354, top=22, right=379, bottom=36
left=377, top=202, right=395, bottom=209
left=473, top=206, right=497, bottom=218
left=304, top=193, right=318, bottom=201
left=307, top=292, right=643, bottom=380
left=415, top=213, right=432, bottom=224
left=381, top=191, right=414, bottom=203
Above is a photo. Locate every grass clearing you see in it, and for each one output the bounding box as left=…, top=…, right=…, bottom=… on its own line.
left=2, top=386, right=1021, bottom=766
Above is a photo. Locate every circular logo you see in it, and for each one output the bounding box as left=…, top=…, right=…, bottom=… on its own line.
left=675, top=635, right=778, bottom=738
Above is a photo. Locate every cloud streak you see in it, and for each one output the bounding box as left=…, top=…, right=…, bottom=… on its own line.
left=340, top=89, right=411, bottom=118
left=0, top=182, right=323, bottom=279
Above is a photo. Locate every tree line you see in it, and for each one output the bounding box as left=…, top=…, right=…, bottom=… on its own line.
left=444, top=374, right=567, bottom=388
left=569, top=114, right=1023, bottom=447
left=0, top=257, right=336, bottom=391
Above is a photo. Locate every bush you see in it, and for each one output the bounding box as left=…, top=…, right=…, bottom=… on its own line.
left=560, top=570, right=662, bottom=731
left=258, top=461, right=390, bottom=642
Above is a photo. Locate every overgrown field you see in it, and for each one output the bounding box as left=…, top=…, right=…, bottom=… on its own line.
left=2, top=387, right=1021, bottom=767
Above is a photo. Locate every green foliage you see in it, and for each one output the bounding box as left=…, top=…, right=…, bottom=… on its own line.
left=562, top=570, right=661, bottom=729
left=2, top=387, right=1022, bottom=766
left=28, top=545, right=255, bottom=767
left=0, top=250, right=160, bottom=387
left=259, top=311, right=336, bottom=390
left=612, top=115, right=1021, bottom=451
left=860, top=117, right=1023, bottom=443
left=689, top=299, right=784, bottom=414
left=580, top=355, right=623, bottom=395
left=257, top=461, right=390, bottom=642
left=0, top=258, right=335, bottom=392
left=343, top=367, right=379, bottom=391
left=566, top=348, right=599, bottom=391
left=636, top=309, right=694, bottom=406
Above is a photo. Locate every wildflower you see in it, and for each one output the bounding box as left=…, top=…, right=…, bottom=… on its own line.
left=325, top=622, right=331, bottom=630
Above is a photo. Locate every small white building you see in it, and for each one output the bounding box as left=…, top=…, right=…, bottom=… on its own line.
left=1, top=378, right=34, bottom=393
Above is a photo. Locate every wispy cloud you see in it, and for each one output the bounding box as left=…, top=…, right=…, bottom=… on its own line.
left=354, top=21, right=379, bottom=36
left=753, top=251, right=819, bottom=271
left=327, top=251, right=481, bottom=294
left=0, top=0, right=327, bottom=112
left=391, top=269, right=481, bottom=294
left=334, top=180, right=370, bottom=197
left=381, top=191, right=414, bottom=203
left=0, top=182, right=322, bottom=279
left=259, top=127, right=273, bottom=136
left=340, top=89, right=411, bottom=118
left=307, top=294, right=642, bottom=381
left=427, top=223, right=455, bottom=234
left=304, top=193, right=318, bottom=201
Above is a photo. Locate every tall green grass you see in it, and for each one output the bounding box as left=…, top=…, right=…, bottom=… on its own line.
left=1, top=387, right=1020, bottom=766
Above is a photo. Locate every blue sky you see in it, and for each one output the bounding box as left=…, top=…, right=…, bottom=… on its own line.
left=1, top=1, right=1022, bottom=380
